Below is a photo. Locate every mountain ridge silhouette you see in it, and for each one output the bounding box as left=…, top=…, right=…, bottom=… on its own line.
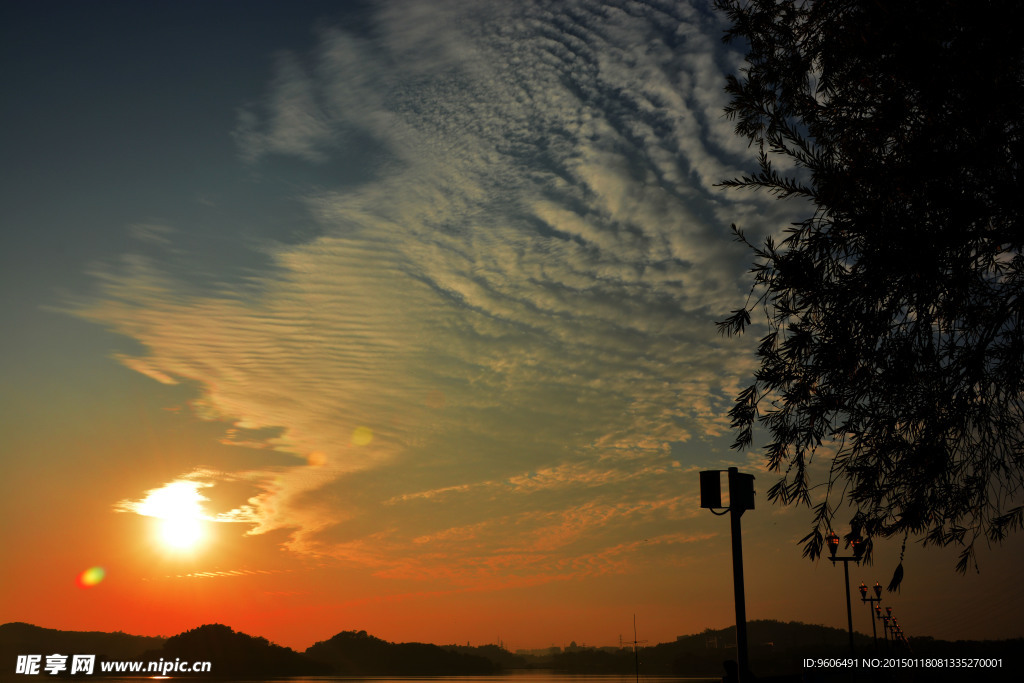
left=3, top=619, right=1021, bottom=680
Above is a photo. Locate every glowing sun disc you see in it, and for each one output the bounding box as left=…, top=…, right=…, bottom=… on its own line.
left=160, top=516, right=203, bottom=549
left=135, top=481, right=208, bottom=552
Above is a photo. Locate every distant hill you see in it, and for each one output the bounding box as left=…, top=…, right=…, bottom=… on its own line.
left=306, top=629, right=499, bottom=675
left=0, top=621, right=164, bottom=662
left=645, top=619, right=869, bottom=677
left=523, top=620, right=863, bottom=676
left=546, top=620, right=1022, bottom=681
left=5, top=619, right=1019, bottom=680
left=442, top=642, right=530, bottom=669
left=155, top=623, right=330, bottom=677
left=0, top=622, right=328, bottom=678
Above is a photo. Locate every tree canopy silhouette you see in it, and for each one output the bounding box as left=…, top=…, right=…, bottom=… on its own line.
left=713, top=0, right=1024, bottom=586
left=305, top=629, right=498, bottom=675
left=159, top=623, right=329, bottom=677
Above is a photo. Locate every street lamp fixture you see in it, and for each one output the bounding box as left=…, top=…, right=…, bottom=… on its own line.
left=886, top=611, right=909, bottom=650
left=826, top=531, right=864, bottom=654
left=700, top=468, right=755, bottom=683
left=874, top=604, right=886, bottom=648
left=858, top=582, right=883, bottom=650
left=877, top=607, right=909, bottom=650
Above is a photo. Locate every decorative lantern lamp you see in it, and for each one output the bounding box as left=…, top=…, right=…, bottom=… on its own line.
left=826, top=532, right=840, bottom=558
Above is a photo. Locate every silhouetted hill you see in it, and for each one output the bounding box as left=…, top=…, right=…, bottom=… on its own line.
left=526, top=621, right=862, bottom=676
left=0, top=621, right=164, bottom=662
left=539, top=620, right=1021, bottom=681
left=443, top=642, right=529, bottom=669
left=6, top=620, right=1018, bottom=680
left=306, top=629, right=499, bottom=675
left=646, top=620, right=868, bottom=677
left=153, top=623, right=330, bottom=677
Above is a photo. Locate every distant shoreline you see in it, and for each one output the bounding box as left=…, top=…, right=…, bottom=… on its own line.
left=4, top=620, right=1021, bottom=681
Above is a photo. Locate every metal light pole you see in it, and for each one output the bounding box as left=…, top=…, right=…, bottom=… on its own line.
left=700, top=467, right=755, bottom=683
left=859, top=582, right=882, bottom=650
left=826, top=532, right=864, bottom=655
left=874, top=604, right=889, bottom=651
left=885, top=608, right=910, bottom=651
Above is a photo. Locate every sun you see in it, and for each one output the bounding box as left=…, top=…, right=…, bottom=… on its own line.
left=134, top=481, right=209, bottom=552
left=159, top=515, right=203, bottom=550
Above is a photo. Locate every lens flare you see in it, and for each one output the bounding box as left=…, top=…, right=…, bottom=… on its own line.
left=76, top=566, right=106, bottom=588
left=351, top=426, right=373, bottom=446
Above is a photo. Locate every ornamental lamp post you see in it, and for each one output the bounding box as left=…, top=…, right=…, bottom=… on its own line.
left=826, top=531, right=865, bottom=654
left=882, top=607, right=894, bottom=648
left=883, top=608, right=907, bottom=649
left=700, top=467, right=755, bottom=683
left=874, top=604, right=889, bottom=650
left=859, top=582, right=882, bottom=650
left=887, top=614, right=909, bottom=650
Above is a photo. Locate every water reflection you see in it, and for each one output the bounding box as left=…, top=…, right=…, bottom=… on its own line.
left=101, top=675, right=718, bottom=683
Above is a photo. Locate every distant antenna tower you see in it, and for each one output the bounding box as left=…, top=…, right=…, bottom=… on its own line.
left=629, top=615, right=647, bottom=683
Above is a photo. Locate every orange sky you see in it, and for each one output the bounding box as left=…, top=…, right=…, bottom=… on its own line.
left=4, top=397, right=1022, bottom=652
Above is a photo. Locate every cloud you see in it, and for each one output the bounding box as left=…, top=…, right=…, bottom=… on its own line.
left=77, top=0, right=799, bottom=586
left=235, top=52, right=338, bottom=163
left=115, top=480, right=213, bottom=520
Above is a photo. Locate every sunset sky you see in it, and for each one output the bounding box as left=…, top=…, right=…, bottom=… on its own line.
left=2, top=0, right=1022, bottom=653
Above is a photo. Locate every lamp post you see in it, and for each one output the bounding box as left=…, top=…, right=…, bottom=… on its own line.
left=884, top=608, right=909, bottom=651
left=858, top=582, right=882, bottom=650
left=879, top=607, right=908, bottom=650
left=826, top=532, right=864, bottom=654
left=881, top=607, right=896, bottom=649
left=874, top=604, right=889, bottom=650
left=700, top=467, right=755, bottom=683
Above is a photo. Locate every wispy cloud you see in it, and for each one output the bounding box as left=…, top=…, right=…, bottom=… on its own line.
left=75, top=0, right=797, bottom=586
left=142, top=568, right=295, bottom=582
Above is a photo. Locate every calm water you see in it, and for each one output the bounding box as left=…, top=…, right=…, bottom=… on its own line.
left=100, top=675, right=718, bottom=683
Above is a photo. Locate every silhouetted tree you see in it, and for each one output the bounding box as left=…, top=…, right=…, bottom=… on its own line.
left=305, top=629, right=498, bottom=675
left=714, top=0, right=1024, bottom=586
left=159, top=624, right=329, bottom=677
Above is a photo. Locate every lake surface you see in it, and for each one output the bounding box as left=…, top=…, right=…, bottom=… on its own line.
left=99, top=675, right=719, bottom=683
